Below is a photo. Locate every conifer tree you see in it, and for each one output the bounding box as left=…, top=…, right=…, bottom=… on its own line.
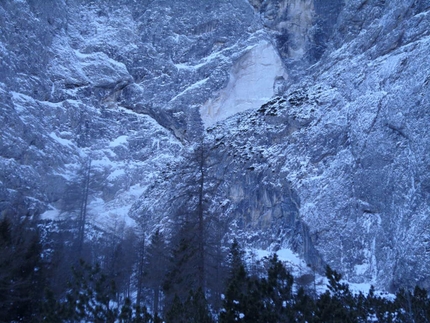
left=182, top=289, right=213, bottom=323
left=0, top=217, right=44, bottom=322
left=133, top=304, right=153, bottom=323
left=394, top=288, right=414, bottom=322
left=363, top=285, right=393, bottom=322
left=163, top=223, right=199, bottom=310
left=165, top=289, right=213, bottom=323
left=261, top=254, right=294, bottom=322
left=135, top=235, right=146, bottom=306
left=293, top=287, right=315, bottom=323
left=315, top=265, right=356, bottom=323
left=411, top=286, right=430, bottom=323
left=164, top=294, right=185, bottom=323
left=145, top=229, right=168, bottom=317
left=118, top=298, right=133, bottom=323
left=62, top=260, right=118, bottom=323
left=164, top=141, right=224, bottom=302
left=219, top=239, right=250, bottom=323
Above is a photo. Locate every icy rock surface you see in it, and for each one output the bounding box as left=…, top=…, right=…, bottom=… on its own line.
left=1, top=0, right=430, bottom=291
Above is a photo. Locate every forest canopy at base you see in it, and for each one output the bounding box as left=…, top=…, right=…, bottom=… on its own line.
left=1, top=216, right=429, bottom=323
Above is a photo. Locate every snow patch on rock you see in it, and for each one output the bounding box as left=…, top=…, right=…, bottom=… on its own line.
left=110, top=135, right=128, bottom=147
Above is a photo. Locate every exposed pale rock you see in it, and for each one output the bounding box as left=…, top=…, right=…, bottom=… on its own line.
left=200, top=41, right=286, bottom=126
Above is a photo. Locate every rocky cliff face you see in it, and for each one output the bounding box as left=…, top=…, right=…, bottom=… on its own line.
left=1, top=0, right=429, bottom=291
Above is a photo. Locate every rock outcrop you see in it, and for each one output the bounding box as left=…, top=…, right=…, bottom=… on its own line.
left=1, top=0, right=429, bottom=290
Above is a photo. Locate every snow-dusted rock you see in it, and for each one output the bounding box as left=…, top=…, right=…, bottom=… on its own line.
left=1, top=0, right=429, bottom=292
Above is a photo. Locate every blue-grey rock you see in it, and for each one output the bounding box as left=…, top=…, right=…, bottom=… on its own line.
left=0, top=0, right=429, bottom=291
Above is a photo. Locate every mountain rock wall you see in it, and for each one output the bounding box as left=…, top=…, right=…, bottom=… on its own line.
left=1, top=0, right=429, bottom=290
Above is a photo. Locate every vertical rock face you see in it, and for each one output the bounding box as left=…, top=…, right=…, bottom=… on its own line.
left=235, top=0, right=430, bottom=289
left=261, top=0, right=316, bottom=59
left=1, top=0, right=430, bottom=291
left=250, top=0, right=344, bottom=77
left=200, top=41, right=287, bottom=126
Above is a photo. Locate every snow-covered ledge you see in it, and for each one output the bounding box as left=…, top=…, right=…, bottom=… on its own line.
left=200, top=40, right=287, bottom=127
